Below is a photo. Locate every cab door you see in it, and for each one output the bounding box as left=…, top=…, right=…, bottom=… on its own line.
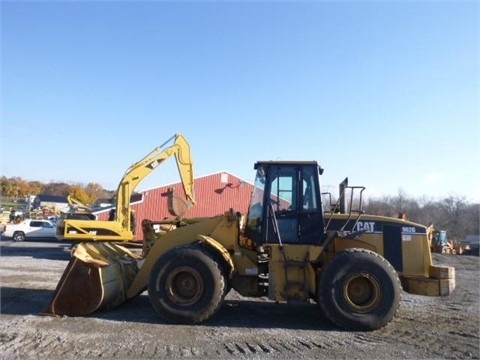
left=265, top=164, right=324, bottom=245
left=297, top=165, right=324, bottom=244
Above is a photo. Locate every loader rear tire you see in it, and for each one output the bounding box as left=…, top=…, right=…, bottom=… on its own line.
left=317, top=248, right=401, bottom=331
left=148, top=245, right=225, bottom=324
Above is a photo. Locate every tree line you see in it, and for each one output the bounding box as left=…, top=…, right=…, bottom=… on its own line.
left=361, top=190, right=479, bottom=242
left=0, top=176, right=114, bottom=206
left=1, top=176, right=478, bottom=241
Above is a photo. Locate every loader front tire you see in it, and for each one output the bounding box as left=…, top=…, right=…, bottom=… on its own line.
left=148, top=245, right=225, bottom=324
left=317, top=248, right=401, bottom=331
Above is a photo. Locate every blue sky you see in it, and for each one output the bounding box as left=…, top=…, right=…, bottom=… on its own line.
left=1, top=1, right=479, bottom=203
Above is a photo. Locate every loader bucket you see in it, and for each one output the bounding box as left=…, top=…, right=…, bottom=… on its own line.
left=43, top=242, right=143, bottom=316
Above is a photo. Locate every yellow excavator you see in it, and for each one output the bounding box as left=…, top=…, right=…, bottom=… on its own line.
left=45, top=136, right=455, bottom=331
left=62, top=195, right=96, bottom=220
left=66, top=195, right=91, bottom=213
left=55, top=133, right=195, bottom=242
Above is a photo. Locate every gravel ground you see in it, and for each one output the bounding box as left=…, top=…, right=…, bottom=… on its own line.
left=1, top=238, right=479, bottom=360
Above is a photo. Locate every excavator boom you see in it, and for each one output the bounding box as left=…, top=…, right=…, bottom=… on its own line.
left=115, top=133, right=195, bottom=233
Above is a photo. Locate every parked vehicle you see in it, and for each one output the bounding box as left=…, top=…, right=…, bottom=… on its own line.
left=1, top=219, right=57, bottom=242
left=46, top=216, right=60, bottom=225
left=431, top=230, right=455, bottom=254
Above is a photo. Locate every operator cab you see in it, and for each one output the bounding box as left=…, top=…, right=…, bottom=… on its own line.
left=244, top=161, right=326, bottom=246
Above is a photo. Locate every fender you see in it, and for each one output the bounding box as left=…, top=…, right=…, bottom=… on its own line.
left=333, top=236, right=377, bottom=253
left=196, top=234, right=235, bottom=278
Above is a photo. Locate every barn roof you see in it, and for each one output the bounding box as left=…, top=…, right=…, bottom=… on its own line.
left=35, top=195, right=68, bottom=203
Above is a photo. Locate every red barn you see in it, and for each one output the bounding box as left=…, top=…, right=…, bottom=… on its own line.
left=95, top=172, right=253, bottom=241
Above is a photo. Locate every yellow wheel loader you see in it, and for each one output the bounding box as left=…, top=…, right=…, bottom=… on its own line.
left=45, top=142, right=455, bottom=331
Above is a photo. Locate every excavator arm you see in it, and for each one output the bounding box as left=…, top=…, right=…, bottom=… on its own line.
left=115, top=133, right=195, bottom=234
left=56, top=133, right=195, bottom=242
left=66, top=195, right=93, bottom=214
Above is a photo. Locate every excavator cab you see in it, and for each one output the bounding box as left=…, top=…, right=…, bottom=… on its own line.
left=245, top=161, right=325, bottom=246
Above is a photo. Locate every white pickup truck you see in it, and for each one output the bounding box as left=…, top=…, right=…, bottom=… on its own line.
left=1, top=219, right=57, bottom=242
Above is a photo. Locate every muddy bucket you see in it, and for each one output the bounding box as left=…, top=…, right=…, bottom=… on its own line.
left=43, top=242, right=143, bottom=316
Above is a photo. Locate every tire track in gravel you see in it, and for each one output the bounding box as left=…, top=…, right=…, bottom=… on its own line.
left=366, top=318, right=480, bottom=359
left=0, top=330, right=374, bottom=359
left=213, top=332, right=387, bottom=358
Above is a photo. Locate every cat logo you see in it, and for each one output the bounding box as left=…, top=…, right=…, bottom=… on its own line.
left=356, top=221, right=376, bottom=233
left=147, top=160, right=160, bottom=170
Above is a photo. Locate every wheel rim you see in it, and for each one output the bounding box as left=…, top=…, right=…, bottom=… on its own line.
left=342, top=272, right=381, bottom=313
left=14, top=233, right=24, bottom=241
left=165, top=266, right=203, bottom=306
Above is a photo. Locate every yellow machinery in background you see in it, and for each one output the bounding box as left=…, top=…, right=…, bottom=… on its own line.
left=55, top=134, right=195, bottom=242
